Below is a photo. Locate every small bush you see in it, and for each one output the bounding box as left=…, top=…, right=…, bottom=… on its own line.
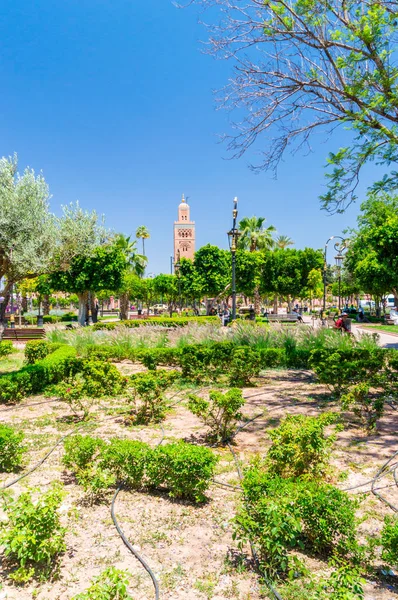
left=267, top=413, right=338, bottom=478
left=228, top=347, right=261, bottom=386
left=129, top=370, right=178, bottom=423
left=25, top=340, right=51, bottom=364
left=43, top=315, right=60, bottom=324
left=381, top=517, right=398, bottom=567
left=341, top=383, right=384, bottom=432
left=0, top=424, right=25, bottom=472
left=147, top=441, right=218, bottom=503
left=63, top=436, right=217, bottom=503
left=235, top=468, right=359, bottom=578
left=72, top=567, right=133, bottom=600
left=0, top=340, right=14, bottom=358
left=0, top=485, right=66, bottom=582
left=99, top=439, right=150, bottom=489
left=55, top=359, right=127, bottom=419
left=188, top=388, right=245, bottom=442
left=93, top=316, right=219, bottom=330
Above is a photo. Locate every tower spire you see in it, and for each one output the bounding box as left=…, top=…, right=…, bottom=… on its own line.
left=181, top=193, right=185, bottom=203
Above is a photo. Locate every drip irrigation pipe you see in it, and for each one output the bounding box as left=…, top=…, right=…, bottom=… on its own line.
left=0, top=398, right=60, bottom=413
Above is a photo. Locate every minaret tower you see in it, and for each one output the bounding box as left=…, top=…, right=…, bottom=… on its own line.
left=174, top=194, right=195, bottom=263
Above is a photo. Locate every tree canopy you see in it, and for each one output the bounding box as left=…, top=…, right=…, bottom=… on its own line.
left=192, top=0, right=398, bottom=212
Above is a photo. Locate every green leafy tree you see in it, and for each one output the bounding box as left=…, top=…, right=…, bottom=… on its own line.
left=153, top=274, right=179, bottom=316
left=192, top=0, right=398, bottom=212
left=345, top=192, right=398, bottom=307
left=49, top=244, right=127, bottom=325
left=194, top=245, right=230, bottom=309
left=115, top=234, right=147, bottom=319
left=0, top=155, right=55, bottom=321
left=178, top=258, right=203, bottom=310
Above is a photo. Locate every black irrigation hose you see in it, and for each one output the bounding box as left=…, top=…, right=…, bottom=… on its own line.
left=0, top=397, right=60, bottom=413
left=110, top=425, right=164, bottom=600
left=343, top=450, right=398, bottom=513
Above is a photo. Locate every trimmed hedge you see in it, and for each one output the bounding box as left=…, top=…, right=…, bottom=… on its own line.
left=0, top=341, right=14, bottom=358
left=63, top=436, right=218, bottom=503
left=92, top=316, right=219, bottom=330
left=0, top=346, right=78, bottom=403
left=24, top=340, right=63, bottom=364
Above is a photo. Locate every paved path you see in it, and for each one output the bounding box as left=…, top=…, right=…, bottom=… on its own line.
left=353, top=324, right=398, bottom=349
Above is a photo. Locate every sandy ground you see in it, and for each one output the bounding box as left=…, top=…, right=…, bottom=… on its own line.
left=0, top=367, right=397, bottom=600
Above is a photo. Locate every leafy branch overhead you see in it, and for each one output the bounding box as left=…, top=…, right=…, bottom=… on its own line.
left=191, top=0, right=398, bottom=212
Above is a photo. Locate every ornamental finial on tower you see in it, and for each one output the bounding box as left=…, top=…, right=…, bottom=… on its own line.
left=182, top=193, right=185, bottom=203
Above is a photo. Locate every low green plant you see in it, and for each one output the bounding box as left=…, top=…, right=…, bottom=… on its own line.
left=341, top=383, right=384, bottom=432
left=147, top=441, right=218, bottom=503
left=381, top=516, right=398, bottom=567
left=228, top=347, right=261, bottom=385
left=72, top=567, right=133, bottom=600
left=56, top=360, right=127, bottom=419
left=63, top=436, right=217, bottom=503
left=25, top=340, right=51, bottom=364
left=0, top=341, right=14, bottom=358
left=0, top=424, right=26, bottom=472
left=235, top=467, right=359, bottom=578
left=267, top=413, right=338, bottom=478
left=129, top=370, right=178, bottom=423
left=0, top=484, right=66, bottom=582
left=188, top=388, right=245, bottom=442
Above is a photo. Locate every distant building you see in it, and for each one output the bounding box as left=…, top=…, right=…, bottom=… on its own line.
left=173, top=194, right=195, bottom=263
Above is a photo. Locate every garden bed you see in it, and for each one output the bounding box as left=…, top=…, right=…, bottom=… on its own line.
left=0, top=364, right=397, bottom=600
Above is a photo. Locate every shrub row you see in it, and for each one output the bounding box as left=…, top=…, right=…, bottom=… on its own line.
left=0, top=346, right=78, bottom=403
left=92, top=316, right=219, bottom=330
left=63, top=435, right=218, bottom=503
left=0, top=340, right=14, bottom=358
left=25, top=340, right=63, bottom=364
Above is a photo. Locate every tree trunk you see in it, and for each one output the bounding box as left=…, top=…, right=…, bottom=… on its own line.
left=392, top=288, right=398, bottom=310
left=273, top=296, right=278, bottom=315
left=119, top=291, right=129, bottom=321
left=253, top=286, right=261, bottom=315
left=22, top=295, right=28, bottom=312
left=0, top=286, right=11, bottom=325
left=90, top=294, right=98, bottom=323
left=43, top=294, right=50, bottom=316
left=78, top=291, right=88, bottom=326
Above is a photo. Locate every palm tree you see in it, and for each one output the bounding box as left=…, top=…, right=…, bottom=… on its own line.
left=135, top=225, right=150, bottom=256
left=238, top=216, right=276, bottom=251
left=114, top=234, right=147, bottom=319
left=275, top=234, right=294, bottom=249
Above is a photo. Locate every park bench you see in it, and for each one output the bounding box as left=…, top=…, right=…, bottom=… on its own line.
left=2, top=327, right=45, bottom=343
left=265, top=314, right=300, bottom=324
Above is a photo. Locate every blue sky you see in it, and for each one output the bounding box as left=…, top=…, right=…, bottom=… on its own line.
left=0, top=0, right=376, bottom=273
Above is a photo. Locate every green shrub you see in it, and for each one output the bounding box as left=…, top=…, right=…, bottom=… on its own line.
left=0, top=340, right=14, bottom=358
left=99, top=439, right=151, bottom=488
left=0, top=485, right=66, bottom=582
left=63, top=436, right=217, bottom=503
left=297, top=482, right=359, bottom=555
left=0, top=345, right=78, bottom=403
left=93, top=316, right=219, bottom=330
left=267, top=413, right=338, bottom=478
left=235, top=469, right=359, bottom=578
left=341, top=383, right=384, bottom=432
left=228, top=347, right=261, bottom=385
left=129, top=369, right=178, bottom=423
left=0, top=424, right=25, bottom=472
left=258, top=347, right=285, bottom=368
left=43, top=315, right=60, bottom=324
left=61, top=312, right=77, bottom=322
left=25, top=340, right=51, bottom=364
left=381, top=517, right=398, bottom=567
left=72, top=567, right=133, bottom=600
left=147, top=441, right=218, bottom=503
left=188, top=388, right=245, bottom=442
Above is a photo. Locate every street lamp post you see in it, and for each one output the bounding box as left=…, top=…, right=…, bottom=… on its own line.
left=323, top=236, right=347, bottom=313
left=174, top=250, right=182, bottom=311
left=334, top=252, right=345, bottom=312
left=37, top=296, right=44, bottom=327
left=227, top=197, right=239, bottom=321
